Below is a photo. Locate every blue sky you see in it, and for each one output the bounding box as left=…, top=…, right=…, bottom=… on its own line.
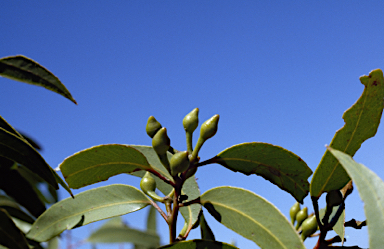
left=1, top=1, right=384, bottom=248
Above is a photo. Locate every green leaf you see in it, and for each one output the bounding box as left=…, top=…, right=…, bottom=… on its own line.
left=0, top=115, right=25, bottom=139
left=310, top=69, right=384, bottom=197
left=146, top=205, right=157, bottom=234
left=0, top=55, right=76, bottom=104
left=200, top=211, right=215, bottom=241
left=319, top=206, right=345, bottom=242
left=328, top=147, right=384, bottom=249
left=0, top=195, right=34, bottom=223
left=87, top=219, right=160, bottom=247
left=158, top=239, right=239, bottom=249
left=26, top=184, right=151, bottom=242
left=0, top=208, right=29, bottom=249
left=200, top=186, right=305, bottom=249
left=214, top=142, right=312, bottom=203
left=0, top=127, right=58, bottom=189
left=179, top=176, right=201, bottom=234
left=60, top=144, right=153, bottom=189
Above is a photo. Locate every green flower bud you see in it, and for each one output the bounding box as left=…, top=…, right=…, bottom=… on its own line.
left=199, top=114, right=220, bottom=141
left=146, top=116, right=162, bottom=138
left=301, top=215, right=318, bottom=241
left=326, top=190, right=343, bottom=208
left=295, top=206, right=308, bottom=230
left=170, top=151, right=190, bottom=176
left=183, top=108, right=199, bottom=133
left=140, top=172, right=156, bottom=193
left=289, top=202, right=301, bottom=225
left=152, top=127, right=170, bottom=155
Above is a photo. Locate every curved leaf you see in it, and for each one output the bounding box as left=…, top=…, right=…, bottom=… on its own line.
left=319, top=206, right=345, bottom=242
left=158, top=239, right=239, bottom=249
left=0, top=55, right=76, bottom=104
left=0, top=195, right=34, bottom=223
left=0, top=208, right=29, bottom=249
left=311, top=69, right=384, bottom=197
left=26, top=184, right=151, bottom=242
left=60, top=144, right=153, bottom=189
left=87, top=219, right=159, bottom=247
left=200, top=186, right=305, bottom=249
left=146, top=205, right=157, bottom=234
left=200, top=211, right=215, bottom=241
left=0, top=127, right=57, bottom=188
left=214, top=142, right=312, bottom=203
left=328, top=147, right=384, bottom=249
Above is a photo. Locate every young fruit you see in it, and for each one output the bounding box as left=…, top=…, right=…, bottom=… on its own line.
left=326, top=190, right=343, bottom=207
left=146, top=116, right=162, bottom=138
left=170, top=151, right=190, bottom=176
left=199, top=114, right=220, bottom=141
left=301, top=215, right=318, bottom=241
left=140, top=171, right=156, bottom=193
left=289, top=202, right=300, bottom=225
left=183, top=108, right=199, bottom=133
left=295, top=206, right=308, bottom=230
left=152, top=127, right=170, bottom=155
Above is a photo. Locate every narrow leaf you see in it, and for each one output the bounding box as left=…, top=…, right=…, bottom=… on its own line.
left=0, top=127, right=58, bottom=188
left=215, top=142, right=312, bottom=203
left=328, top=147, right=384, bottom=249
left=200, top=211, right=215, bottom=241
left=0, top=55, right=76, bottom=104
left=87, top=225, right=160, bottom=247
left=319, top=207, right=345, bottom=242
left=158, top=239, right=239, bottom=249
left=146, top=205, right=157, bottom=234
left=0, top=208, right=29, bottom=249
left=60, top=144, right=153, bottom=189
left=0, top=195, right=34, bottom=223
left=200, top=186, right=305, bottom=249
left=311, top=69, right=384, bottom=197
left=27, top=184, right=151, bottom=242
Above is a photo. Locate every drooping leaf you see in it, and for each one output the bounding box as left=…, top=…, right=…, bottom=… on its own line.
left=17, top=132, right=42, bottom=151
left=158, top=239, right=239, bottom=249
left=27, top=184, right=151, bottom=242
left=0, top=115, right=25, bottom=139
left=87, top=220, right=159, bottom=247
left=328, top=147, right=384, bottom=249
left=60, top=144, right=153, bottom=189
left=129, top=146, right=200, bottom=231
left=0, top=127, right=58, bottom=188
left=200, top=211, right=215, bottom=241
left=311, top=69, right=384, bottom=197
left=0, top=208, right=29, bottom=249
left=200, top=186, right=305, bottom=249
left=0, top=164, right=46, bottom=217
left=0, top=195, right=34, bottom=223
left=214, top=142, right=312, bottom=203
left=319, top=206, right=345, bottom=242
left=51, top=169, right=73, bottom=197
left=0, top=55, right=76, bottom=104
left=146, top=205, right=157, bottom=234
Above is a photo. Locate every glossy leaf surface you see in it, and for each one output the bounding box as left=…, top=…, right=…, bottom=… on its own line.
left=158, top=239, right=239, bottom=249
left=27, top=184, right=150, bottom=242
left=328, top=147, right=384, bottom=249
left=215, top=142, right=312, bottom=203
left=201, top=186, right=305, bottom=249
left=311, top=69, right=384, bottom=197
left=87, top=216, right=159, bottom=247
left=0, top=127, right=57, bottom=188
left=60, top=144, right=152, bottom=189
left=0, top=208, right=29, bottom=249
left=0, top=55, right=76, bottom=104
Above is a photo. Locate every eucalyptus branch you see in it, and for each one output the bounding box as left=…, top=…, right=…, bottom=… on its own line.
left=179, top=197, right=201, bottom=207
left=147, top=197, right=168, bottom=222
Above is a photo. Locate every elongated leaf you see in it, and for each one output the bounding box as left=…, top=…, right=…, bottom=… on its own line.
left=0, top=55, right=76, bottom=104
left=87, top=223, right=159, bottom=247
left=0, top=195, right=34, bottom=223
left=0, top=127, right=58, bottom=188
left=27, top=184, right=151, bottom=242
left=0, top=115, right=24, bottom=140
left=60, top=144, right=153, bottom=189
left=158, top=239, right=239, bottom=249
left=146, top=205, right=157, bottom=234
left=0, top=208, right=29, bottom=249
left=311, top=69, right=384, bottom=197
left=201, top=187, right=305, bottom=249
left=214, top=142, right=312, bottom=203
left=200, top=211, right=215, bottom=241
left=129, top=146, right=200, bottom=231
left=328, top=147, right=384, bottom=249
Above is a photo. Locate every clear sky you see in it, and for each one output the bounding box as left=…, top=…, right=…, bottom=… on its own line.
left=1, top=1, right=384, bottom=248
